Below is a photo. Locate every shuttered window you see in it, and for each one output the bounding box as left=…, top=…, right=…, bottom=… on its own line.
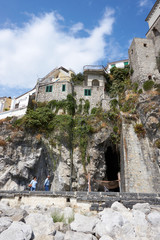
left=84, top=89, right=91, bottom=96
left=46, top=85, right=52, bottom=92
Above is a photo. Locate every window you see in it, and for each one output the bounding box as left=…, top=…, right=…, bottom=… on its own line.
left=111, top=64, right=115, bottom=68
left=46, top=85, right=52, bottom=92
left=62, top=84, right=66, bottom=92
left=143, top=43, right=147, bottom=47
left=92, top=79, right=99, bottom=86
left=124, top=62, right=128, bottom=66
left=84, top=89, right=91, bottom=96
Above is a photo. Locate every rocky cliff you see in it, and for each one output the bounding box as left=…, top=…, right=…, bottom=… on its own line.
left=0, top=68, right=160, bottom=193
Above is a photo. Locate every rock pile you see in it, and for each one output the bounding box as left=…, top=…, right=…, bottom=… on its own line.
left=0, top=200, right=160, bottom=240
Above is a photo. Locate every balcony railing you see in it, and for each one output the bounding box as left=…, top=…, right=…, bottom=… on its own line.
left=83, top=65, right=105, bottom=71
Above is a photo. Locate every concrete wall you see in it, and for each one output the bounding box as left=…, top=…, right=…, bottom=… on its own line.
left=36, top=81, right=73, bottom=102
left=129, top=38, right=159, bottom=84
left=11, top=89, right=36, bottom=110
left=0, top=107, right=27, bottom=120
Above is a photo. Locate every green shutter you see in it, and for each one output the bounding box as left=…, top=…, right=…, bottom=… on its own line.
left=124, top=62, right=128, bottom=66
left=84, top=89, right=91, bottom=96
left=111, top=64, right=115, bottom=68
left=46, top=85, right=52, bottom=92
left=62, top=84, right=66, bottom=92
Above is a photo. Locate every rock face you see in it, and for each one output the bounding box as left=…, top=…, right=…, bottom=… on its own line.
left=0, top=200, right=160, bottom=240
left=0, top=118, right=114, bottom=191
left=0, top=90, right=159, bottom=193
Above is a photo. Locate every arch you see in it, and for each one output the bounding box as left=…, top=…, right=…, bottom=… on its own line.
left=92, top=79, right=99, bottom=86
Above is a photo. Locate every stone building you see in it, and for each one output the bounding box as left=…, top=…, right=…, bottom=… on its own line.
left=36, top=67, right=74, bottom=102
left=129, top=0, right=160, bottom=85
left=36, top=65, right=111, bottom=111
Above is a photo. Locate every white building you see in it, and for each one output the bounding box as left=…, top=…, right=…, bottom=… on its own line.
left=106, top=59, right=129, bottom=73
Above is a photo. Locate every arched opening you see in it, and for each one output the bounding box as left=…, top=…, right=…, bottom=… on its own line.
left=97, top=144, right=120, bottom=192
left=92, top=79, right=99, bottom=86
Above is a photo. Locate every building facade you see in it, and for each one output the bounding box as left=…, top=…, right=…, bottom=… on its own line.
left=129, top=0, right=160, bottom=85
left=106, top=59, right=129, bottom=73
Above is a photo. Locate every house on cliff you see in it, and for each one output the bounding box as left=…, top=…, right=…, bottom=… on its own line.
left=129, top=0, right=160, bottom=85
left=35, top=65, right=110, bottom=111
left=106, top=59, right=129, bottom=73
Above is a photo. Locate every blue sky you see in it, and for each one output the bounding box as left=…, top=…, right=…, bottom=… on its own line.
left=0, top=0, right=155, bottom=98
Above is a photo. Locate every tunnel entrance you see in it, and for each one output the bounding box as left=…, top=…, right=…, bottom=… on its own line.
left=99, top=143, right=120, bottom=192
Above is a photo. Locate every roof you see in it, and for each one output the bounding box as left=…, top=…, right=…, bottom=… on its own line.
left=15, top=87, right=36, bottom=100
left=42, top=66, right=69, bottom=80
left=145, top=0, right=160, bottom=21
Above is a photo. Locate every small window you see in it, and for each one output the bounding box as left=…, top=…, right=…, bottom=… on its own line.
left=84, top=89, right=91, bottom=96
left=143, top=43, right=147, bottom=47
left=131, top=49, right=133, bottom=54
left=124, top=62, right=128, bottom=66
left=111, top=64, right=115, bottom=68
left=46, top=85, right=52, bottom=92
left=62, top=84, right=66, bottom=92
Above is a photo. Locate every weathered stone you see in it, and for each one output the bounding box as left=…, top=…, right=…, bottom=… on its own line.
left=147, top=210, right=160, bottom=226
left=70, top=213, right=98, bottom=233
left=54, top=231, right=65, bottom=240
left=0, top=217, right=12, bottom=234
left=25, top=213, right=55, bottom=238
left=132, top=202, right=151, bottom=214
left=64, top=231, right=97, bottom=240
left=0, top=221, right=33, bottom=240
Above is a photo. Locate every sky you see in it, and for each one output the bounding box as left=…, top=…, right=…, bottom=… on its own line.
left=0, top=0, right=156, bottom=98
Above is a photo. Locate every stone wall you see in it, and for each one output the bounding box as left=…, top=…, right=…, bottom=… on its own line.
left=0, top=191, right=160, bottom=210
left=36, top=81, right=73, bottom=102
left=74, top=85, right=110, bottom=111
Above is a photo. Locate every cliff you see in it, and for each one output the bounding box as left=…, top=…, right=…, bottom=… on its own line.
left=0, top=68, right=160, bottom=193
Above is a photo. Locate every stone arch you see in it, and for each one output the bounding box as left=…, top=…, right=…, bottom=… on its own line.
left=92, top=79, right=99, bottom=86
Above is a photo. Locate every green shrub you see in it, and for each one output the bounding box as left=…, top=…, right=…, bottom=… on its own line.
left=155, top=139, right=160, bottom=149
left=134, top=123, right=146, bottom=138
left=84, top=100, right=90, bottom=114
left=132, top=82, right=139, bottom=93
left=143, top=80, right=154, bottom=91
left=138, top=89, right=143, bottom=94
left=52, top=211, right=64, bottom=223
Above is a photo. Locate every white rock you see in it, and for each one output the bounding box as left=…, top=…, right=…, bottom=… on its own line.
left=55, top=231, right=65, bottom=240
left=133, top=203, right=151, bottom=214
left=70, top=213, right=98, bottom=233
left=0, top=217, right=12, bottom=233
left=0, top=221, right=33, bottom=240
left=147, top=211, right=160, bottom=226
left=64, top=231, right=97, bottom=240
left=99, top=236, right=114, bottom=240
left=132, top=210, right=150, bottom=238
left=25, top=213, right=55, bottom=238
left=111, top=201, right=129, bottom=212
left=95, top=208, right=124, bottom=237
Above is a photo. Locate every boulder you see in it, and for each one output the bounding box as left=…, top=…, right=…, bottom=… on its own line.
left=132, top=203, right=151, bottom=214
left=0, top=217, right=12, bottom=234
left=147, top=210, right=160, bottom=226
left=54, top=231, right=65, bottom=240
left=25, top=213, right=55, bottom=238
left=64, top=231, right=97, bottom=240
left=70, top=213, right=98, bottom=233
left=0, top=221, right=33, bottom=240
left=95, top=208, right=124, bottom=237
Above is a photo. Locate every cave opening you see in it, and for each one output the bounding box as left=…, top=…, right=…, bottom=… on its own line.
left=101, top=144, right=120, bottom=192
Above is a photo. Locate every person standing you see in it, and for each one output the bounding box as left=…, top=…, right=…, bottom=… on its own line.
left=29, top=176, right=37, bottom=191
left=44, top=175, right=50, bottom=191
